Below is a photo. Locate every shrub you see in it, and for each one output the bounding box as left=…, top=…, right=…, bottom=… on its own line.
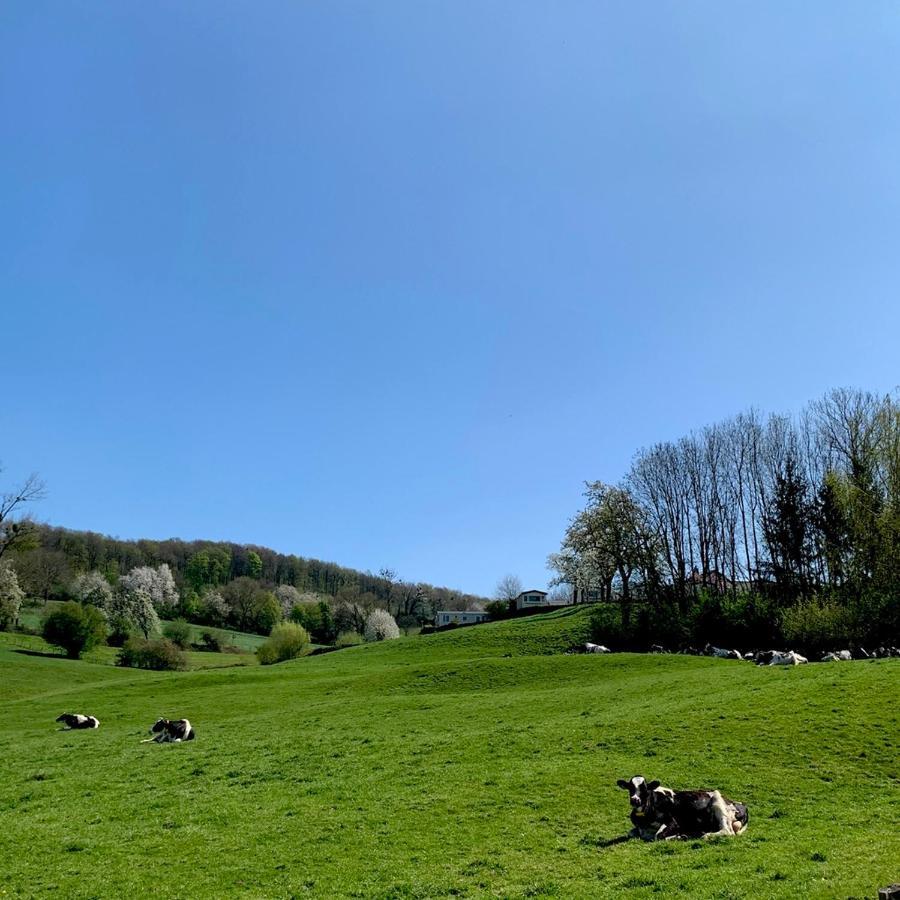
left=197, top=630, right=222, bottom=652
left=484, top=600, right=512, bottom=621
left=335, top=629, right=363, bottom=648
left=781, top=597, right=856, bottom=655
left=163, top=618, right=192, bottom=649
left=106, top=615, right=133, bottom=647
left=0, top=565, right=25, bottom=631
left=256, top=622, right=310, bottom=665
left=117, top=636, right=188, bottom=671
left=42, top=602, right=108, bottom=659
left=364, top=609, right=400, bottom=642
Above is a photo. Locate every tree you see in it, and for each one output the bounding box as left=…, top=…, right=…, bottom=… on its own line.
left=113, top=573, right=161, bottom=638
left=0, top=565, right=25, bottom=631
left=119, top=565, right=179, bottom=616
left=247, top=551, right=263, bottom=579
left=556, top=482, right=659, bottom=630
left=494, top=574, right=522, bottom=605
left=42, top=602, right=107, bottom=659
left=71, top=571, right=113, bottom=608
left=364, top=608, right=400, bottom=642
left=0, top=470, right=45, bottom=561
left=274, top=584, right=301, bottom=618
left=200, top=589, right=228, bottom=626
left=12, top=548, right=71, bottom=601
left=252, top=592, right=282, bottom=634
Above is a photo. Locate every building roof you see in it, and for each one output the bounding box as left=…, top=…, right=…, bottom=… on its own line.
left=517, top=589, right=548, bottom=597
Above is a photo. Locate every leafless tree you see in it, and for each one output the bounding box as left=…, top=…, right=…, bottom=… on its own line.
left=0, top=470, right=46, bottom=561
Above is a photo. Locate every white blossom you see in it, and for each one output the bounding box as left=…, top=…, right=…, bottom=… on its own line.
left=364, top=608, right=400, bottom=642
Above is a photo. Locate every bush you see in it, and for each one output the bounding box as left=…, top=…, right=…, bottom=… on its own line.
left=106, top=615, right=133, bottom=647
left=163, top=618, right=192, bottom=649
left=117, top=637, right=188, bottom=671
left=0, top=565, right=25, bottom=631
left=42, top=602, right=108, bottom=659
left=364, top=609, right=400, bottom=642
left=256, top=622, right=310, bottom=665
left=334, top=629, right=363, bottom=648
left=484, top=600, right=512, bottom=621
left=197, top=630, right=222, bottom=652
left=781, top=597, right=856, bottom=655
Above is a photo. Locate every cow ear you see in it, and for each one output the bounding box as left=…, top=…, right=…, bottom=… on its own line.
left=616, top=779, right=629, bottom=790
left=648, top=780, right=660, bottom=790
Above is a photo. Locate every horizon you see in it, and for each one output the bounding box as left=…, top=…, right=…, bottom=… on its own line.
left=4, top=3, right=900, bottom=597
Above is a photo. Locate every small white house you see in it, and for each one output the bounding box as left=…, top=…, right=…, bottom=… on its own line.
left=435, top=610, right=490, bottom=627
left=514, top=589, right=573, bottom=611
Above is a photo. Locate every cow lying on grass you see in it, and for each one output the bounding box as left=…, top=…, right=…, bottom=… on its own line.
left=617, top=775, right=749, bottom=840
left=141, top=718, right=195, bottom=743
left=56, top=713, right=100, bottom=730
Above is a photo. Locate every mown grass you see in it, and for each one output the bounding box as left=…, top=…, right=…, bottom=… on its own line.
left=0, top=607, right=897, bottom=898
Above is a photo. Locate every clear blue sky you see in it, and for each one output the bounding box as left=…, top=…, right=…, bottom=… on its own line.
left=2, top=2, right=899, bottom=597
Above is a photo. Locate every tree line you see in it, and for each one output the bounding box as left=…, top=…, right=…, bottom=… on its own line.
left=549, top=387, right=900, bottom=652
left=0, top=497, right=486, bottom=638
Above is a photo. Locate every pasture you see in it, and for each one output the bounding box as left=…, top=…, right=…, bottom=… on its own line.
left=0, top=607, right=897, bottom=898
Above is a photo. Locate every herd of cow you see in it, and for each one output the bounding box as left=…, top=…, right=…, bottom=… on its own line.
left=55, top=713, right=195, bottom=742
left=580, top=641, right=900, bottom=664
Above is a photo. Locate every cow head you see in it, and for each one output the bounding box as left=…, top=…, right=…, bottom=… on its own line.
left=617, top=776, right=660, bottom=811
left=149, top=718, right=169, bottom=734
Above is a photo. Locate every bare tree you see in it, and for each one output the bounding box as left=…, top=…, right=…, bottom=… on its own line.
left=0, top=470, right=46, bottom=561
left=494, top=574, right=523, bottom=604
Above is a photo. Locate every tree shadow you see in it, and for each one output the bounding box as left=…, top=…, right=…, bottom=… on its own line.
left=12, top=648, right=67, bottom=660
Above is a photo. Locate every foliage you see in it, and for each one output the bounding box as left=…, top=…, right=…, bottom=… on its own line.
left=334, top=629, right=363, bottom=648
left=0, top=469, right=45, bottom=561
left=71, top=570, right=113, bottom=608
left=256, top=622, right=310, bottom=665
left=0, top=565, right=25, bottom=631
left=364, top=608, right=400, bottom=642
left=163, top=618, right=192, bottom=649
left=41, top=601, right=107, bottom=658
left=110, top=572, right=161, bottom=639
left=116, top=636, right=188, bottom=671
left=274, top=584, right=301, bottom=617
left=484, top=600, right=512, bottom=620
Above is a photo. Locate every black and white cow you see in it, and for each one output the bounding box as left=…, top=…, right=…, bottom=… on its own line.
left=56, top=713, right=100, bottom=730
left=142, top=718, right=195, bottom=743
left=618, top=775, right=749, bottom=840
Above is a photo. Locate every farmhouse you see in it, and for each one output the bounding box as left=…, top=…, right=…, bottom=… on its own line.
left=435, top=609, right=491, bottom=627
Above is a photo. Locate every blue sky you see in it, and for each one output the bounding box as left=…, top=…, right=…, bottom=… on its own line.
left=2, top=2, right=899, bottom=597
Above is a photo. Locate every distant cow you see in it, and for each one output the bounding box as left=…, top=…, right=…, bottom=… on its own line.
left=704, top=644, right=742, bottom=660
left=618, top=775, right=749, bottom=840
left=584, top=643, right=611, bottom=654
left=766, top=650, right=808, bottom=666
left=142, top=718, right=195, bottom=743
left=821, top=650, right=852, bottom=662
left=56, top=713, right=99, bottom=730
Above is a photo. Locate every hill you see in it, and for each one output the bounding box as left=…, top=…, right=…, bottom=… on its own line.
left=0, top=608, right=898, bottom=897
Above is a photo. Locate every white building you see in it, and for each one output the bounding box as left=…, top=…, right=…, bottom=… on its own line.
left=514, top=589, right=573, bottom=611
left=435, top=609, right=491, bottom=627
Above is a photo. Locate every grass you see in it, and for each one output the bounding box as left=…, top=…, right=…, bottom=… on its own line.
left=18, top=605, right=268, bottom=653
left=0, top=606, right=897, bottom=898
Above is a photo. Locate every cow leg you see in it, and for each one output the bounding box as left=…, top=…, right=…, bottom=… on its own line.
left=703, top=792, right=735, bottom=838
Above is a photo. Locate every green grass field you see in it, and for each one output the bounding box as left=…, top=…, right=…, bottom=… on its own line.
left=1, top=607, right=897, bottom=898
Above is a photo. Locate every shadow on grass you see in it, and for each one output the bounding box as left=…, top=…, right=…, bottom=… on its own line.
left=12, top=648, right=66, bottom=660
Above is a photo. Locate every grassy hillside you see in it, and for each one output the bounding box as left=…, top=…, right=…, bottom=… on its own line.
left=0, top=607, right=897, bottom=898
